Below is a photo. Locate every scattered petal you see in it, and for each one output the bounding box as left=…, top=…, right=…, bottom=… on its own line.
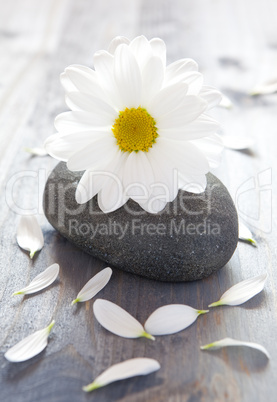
left=12, top=264, right=59, bottom=296
left=71, top=267, right=112, bottom=305
left=200, top=337, right=270, bottom=359
left=16, top=216, right=44, bottom=258
left=219, top=94, right=233, bottom=109
left=4, top=320, right=55, bottom=362
left=208, top=273, right=267, bottom=307
left=24, top=147, right=48, bottom=156
left=221, top=135, right=255, bottom=150
left=83, top=357, right=160, bottom=392
left=93, top=299, right=154, bottom=340
left=239, top=220, right=257, bottom=246
left=144, top=304, right=209, bottom=335
left=250, top=78, right=277, bottom=96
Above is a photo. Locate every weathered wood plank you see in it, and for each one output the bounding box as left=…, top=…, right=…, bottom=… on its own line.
left=0, top=0, right=276, bottom=401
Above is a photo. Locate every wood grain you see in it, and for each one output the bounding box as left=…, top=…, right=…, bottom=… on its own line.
left=0, top=0, right=277, bottom=401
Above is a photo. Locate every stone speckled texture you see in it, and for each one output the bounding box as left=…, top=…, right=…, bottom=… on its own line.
left=43, top=162, right=238, bottom=282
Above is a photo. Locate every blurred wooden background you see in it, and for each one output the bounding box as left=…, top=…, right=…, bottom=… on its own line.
left=0, top=0, right=276, bottom=401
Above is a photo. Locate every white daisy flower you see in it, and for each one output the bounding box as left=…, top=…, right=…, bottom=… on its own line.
left=45, top=35, right=223, bottom=213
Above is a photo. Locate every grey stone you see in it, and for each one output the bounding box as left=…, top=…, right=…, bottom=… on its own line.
left=43, top=162, right=238, bottom=282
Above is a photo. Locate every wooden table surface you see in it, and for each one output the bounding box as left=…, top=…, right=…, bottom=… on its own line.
left=1, top=0, right=277, bottom=401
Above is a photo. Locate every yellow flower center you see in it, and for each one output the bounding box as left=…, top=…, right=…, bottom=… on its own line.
left=112, top=107, right=158, bottom=153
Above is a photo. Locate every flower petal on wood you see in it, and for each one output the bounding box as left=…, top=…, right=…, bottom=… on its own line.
left=144, top=304, right=209, bottom=335
left=83, top=357, right=160, bottom=392
left=239, top=220, right=257, bottom=246
left=12, top=264, right=59, bottom=296
left=250, top=78, right=277, bottom=96
left=200, top=337, right=270, bottom=359
left=93, top=299, right=154, bottom=340
left=71, top=267, right=112, bottom=305
left=219, top=94, right=233, bottom=109
left=221, top=135, right=255, bottom=150
left=24, top=147, right=48, bottom=156
left=4, top=321, right=55, bottom=362
left=208, top=273, right=267, bottom=307
left=16, top=216, right=44, bottom=258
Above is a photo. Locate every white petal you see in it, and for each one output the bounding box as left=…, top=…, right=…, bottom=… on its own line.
left=178, top=171, right=207, bottom=194
left=60, top=72, right=77, bottom=92
left=65, top=92, right=117, bottom=119
left=71, top=267, right=112, bottom=305
left=191, top=133, right=223, bottom=168
left=129, top=35, right=153, bottom=70
left=219, top=94, right=233, bottom=109
left=63, top=65, right=106, bottom=100
left=83, top=358, right=160, bottom=392
left=123, top=151, right=155, bottom=201
left=156, top=96, right=207, bottom=128
left=221, top=135, right=255, bottom=150
left=250, top=78, right=277, bottom=95
left=239, top=220, right=257, bottom=246
left=114, top=44, right=142, bottom=107
left=75, top=149, right=123, bottom=204
left=97, top=154, right=127, bottom=212
left=93, top=299, right=154, bottom=339
left=93, top=51, right=114, bottom=77
left=209, top=273, right=267, bottom=307
left=158, top=115, right=219, bottom=141
left=182, top=72, right=204, bottom=95
left=67, top=137, right=116, bottom=171
left=200, top=337, right=270, bottom=359
left=98, top=184, right=126, bottom=212
left=149, top=38, right=166, bottom=67
left=17, top=216, right=44, bottom=258
left=108, top=36, right=130, bottom=54
left=76, top=169, right=105, bottom=204
left=199, top=86, right=222, bottom=109
left=24, top=147, right=48, bottom=156
left=165, top=58, right=198, bottom=82
left=141, top=56, right=164, bottom=105
left=4, top=321, right=55, bottom=362
left=75, top=166, right=110, bottom=204
left=147, top=147, right=178, bottom=202
left=144, top=305, right=209, bottom=335
left=55, top=111, right=112, bottom=135
left=93, top=51, right=120, bottom=108
left=164, top=69, right=202, bottom=93
left=148, top=82, right=188, bottom=117
left=13, top=264, right=59, bottom=296
left=62, top=65, right=99, bottom=91
left=165, top=70, right=202, bottom=94
left=156, top=138, right=209, bottom=176
left=138, top=197, right=167, bottom=214
left=45, top=131, right=110, bottom=162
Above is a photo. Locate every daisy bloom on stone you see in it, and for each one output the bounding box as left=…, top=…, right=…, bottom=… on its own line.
left=45, top=35, right=223, bottom=213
